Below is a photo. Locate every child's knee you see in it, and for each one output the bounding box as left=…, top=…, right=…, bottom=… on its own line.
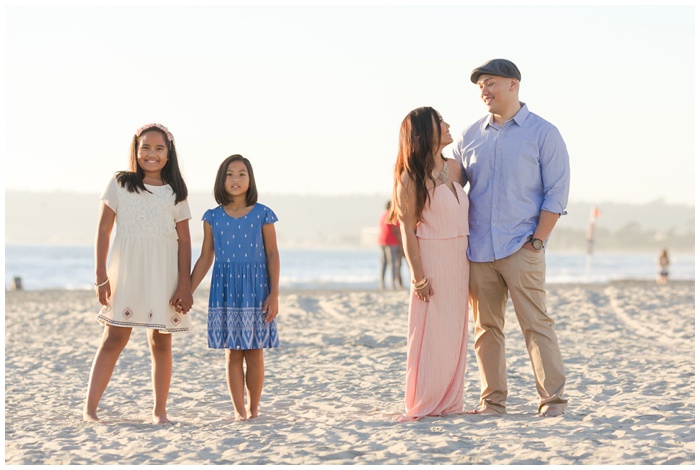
left=148, top=330, right=172, bottom=352
left=226, top=349, right=244, bottom=364
left=101, top=337, right=128, bottom=354
left=243, top=349, right=264, bottom=365
left=101, top=326, right=131, bottom=351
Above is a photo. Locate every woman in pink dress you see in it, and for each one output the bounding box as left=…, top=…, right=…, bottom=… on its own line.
left=388, top=107, right=470, bottom=421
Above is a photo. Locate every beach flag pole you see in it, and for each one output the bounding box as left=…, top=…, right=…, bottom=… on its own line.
left=585, top=205, right=601, bottom=281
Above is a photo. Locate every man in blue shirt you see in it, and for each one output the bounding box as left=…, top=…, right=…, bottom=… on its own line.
left=452, top=59, right=569, bottom=417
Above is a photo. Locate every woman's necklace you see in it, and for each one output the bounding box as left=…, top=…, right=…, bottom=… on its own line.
left=432, top=160, right=449, bottom=183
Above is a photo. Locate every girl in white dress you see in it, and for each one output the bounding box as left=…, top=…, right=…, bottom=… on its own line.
left=83, top=123, right=192, bottom=424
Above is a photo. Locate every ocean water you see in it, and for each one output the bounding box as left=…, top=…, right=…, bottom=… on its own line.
left=4, top=245, right=695, bottom=291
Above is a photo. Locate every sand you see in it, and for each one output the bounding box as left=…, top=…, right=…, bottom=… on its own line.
left=4, top=281, right=695, bottom=465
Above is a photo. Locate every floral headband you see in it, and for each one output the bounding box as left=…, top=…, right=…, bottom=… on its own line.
left=135, top=123, right=174, bottom=143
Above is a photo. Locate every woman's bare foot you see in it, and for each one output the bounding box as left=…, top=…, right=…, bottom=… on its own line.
left=152, top=413, right=174, bottom=425
left=234, top=411, right=248, bottom=422
left=247, top=407, right=259, bottom=419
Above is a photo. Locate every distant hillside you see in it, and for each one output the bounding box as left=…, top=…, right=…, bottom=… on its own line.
left=5, top=191, right=695, bottom=253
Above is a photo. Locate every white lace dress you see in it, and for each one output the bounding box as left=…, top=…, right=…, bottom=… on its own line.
left=96, top=177, right=192, bottom=333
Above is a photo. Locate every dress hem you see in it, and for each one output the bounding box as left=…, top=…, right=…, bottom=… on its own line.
left=97, top=315, right=189, bottom=333
left=207, top=345, right=280, bottom=350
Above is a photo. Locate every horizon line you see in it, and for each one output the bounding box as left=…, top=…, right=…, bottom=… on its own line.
left=4, top=189, right=695, bottom=207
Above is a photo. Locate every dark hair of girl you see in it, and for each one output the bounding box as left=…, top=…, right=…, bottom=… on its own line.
left=213, top=154, right=258, bottom=207
left=115, top=125, right=188, bottom=203
left=388, top=107, right=442, bottom=224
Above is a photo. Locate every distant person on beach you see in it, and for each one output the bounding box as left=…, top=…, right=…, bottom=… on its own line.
left=379, top=201, right=403, bottom=289
left=83, top=123, right=193, bottom=424
left=453, top=59, right=570, bottom=417
left=657, top=249, right=670, bottom=285
left=190, top=154, right=280, bottom=421
left=389, top=107, right=470, bottom=421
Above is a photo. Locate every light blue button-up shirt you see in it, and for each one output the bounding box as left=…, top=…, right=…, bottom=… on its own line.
left=452, top=103, right=570, bottom=262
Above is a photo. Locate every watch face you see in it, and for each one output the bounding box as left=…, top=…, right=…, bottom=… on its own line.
left=532, top=238, right=543, bottom=250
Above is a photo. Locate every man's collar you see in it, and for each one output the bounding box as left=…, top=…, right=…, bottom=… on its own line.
left=512, top=102, right=529, bottom=126
left=484, top=102, right=529, bottom=129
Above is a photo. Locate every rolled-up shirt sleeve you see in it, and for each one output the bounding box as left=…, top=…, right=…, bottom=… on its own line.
left=539, top=126, right=570, bottom=216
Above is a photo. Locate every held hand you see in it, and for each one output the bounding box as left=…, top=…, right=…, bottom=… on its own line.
left=262, top=294, right=279, bottom=323
left=170, top=287, right=194, bottom=314
left=171, top=299, right=191, bottom=314
left=173, top=302, right=188, bottom=314
left=96, top=281, right=111, bottom=306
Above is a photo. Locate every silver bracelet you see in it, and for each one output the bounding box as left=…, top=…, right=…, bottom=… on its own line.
left=94, top=278, right=109, bottom=287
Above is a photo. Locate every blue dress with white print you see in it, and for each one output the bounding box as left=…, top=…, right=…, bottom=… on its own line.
left=204, top=204, right=280, bottom=350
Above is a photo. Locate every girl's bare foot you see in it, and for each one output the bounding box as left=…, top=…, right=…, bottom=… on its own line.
left=247, top=407, right=259, bottom=419
left=152, top=413, right=174, bottom=425
left=234, top=411, right=248, bottom=422
left=82, top=410, right=105, bottom=423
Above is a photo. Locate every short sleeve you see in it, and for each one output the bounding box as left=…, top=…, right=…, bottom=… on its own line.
left=174, top=198, right=191, bottom=223
left=100, top=177, right=119, bottom=212
left=202, top=207, right=216, bottom=225
left=262, top=205, right=278, bottom=225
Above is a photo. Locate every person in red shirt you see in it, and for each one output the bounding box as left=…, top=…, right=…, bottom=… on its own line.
left=379, top=201, right=403, bottom=289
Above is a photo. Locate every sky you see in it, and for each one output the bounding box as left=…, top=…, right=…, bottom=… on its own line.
left=3, top=3, right=696, bottom=206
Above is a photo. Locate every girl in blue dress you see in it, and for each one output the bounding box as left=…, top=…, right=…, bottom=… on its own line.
left=191, top=154, right=280, bottom=421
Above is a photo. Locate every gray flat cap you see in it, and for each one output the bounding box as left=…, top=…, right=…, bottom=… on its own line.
left=470, top=59, right=521, bottom=84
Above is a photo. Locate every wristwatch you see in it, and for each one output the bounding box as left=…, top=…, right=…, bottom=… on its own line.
left=528, top=235, right=544, bottom=250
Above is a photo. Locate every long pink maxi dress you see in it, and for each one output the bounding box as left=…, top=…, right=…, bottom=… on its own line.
left=399, top=181, right=470, bottom=421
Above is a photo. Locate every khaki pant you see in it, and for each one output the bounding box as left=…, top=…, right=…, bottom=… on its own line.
left=469, top=247, right=567, bottom=414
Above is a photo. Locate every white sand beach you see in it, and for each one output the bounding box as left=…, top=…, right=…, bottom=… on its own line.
left=4, top=281, right=695, bottom=465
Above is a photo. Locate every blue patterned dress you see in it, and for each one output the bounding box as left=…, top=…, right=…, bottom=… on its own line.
left=203, top=204, right=280, bottom=350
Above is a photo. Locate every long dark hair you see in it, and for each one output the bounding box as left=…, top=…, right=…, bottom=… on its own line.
left=388, top=107, right=442, bottom=223
left=213, top=154, right=258, bottom=207
left=115, top=124, right=188, bottom=203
